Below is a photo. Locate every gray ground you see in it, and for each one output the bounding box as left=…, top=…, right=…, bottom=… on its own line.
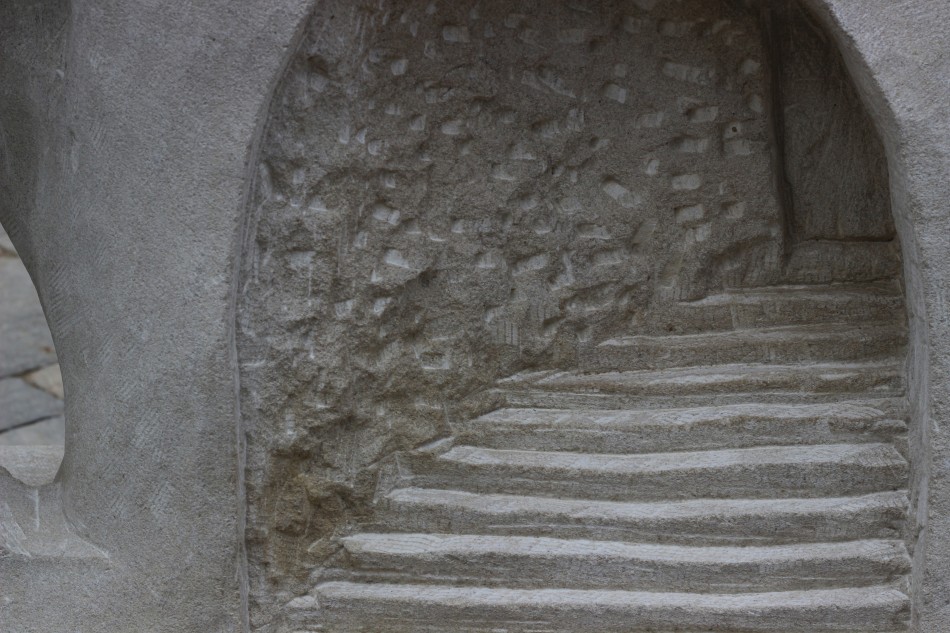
left=0, top=222, right=64, bottom=447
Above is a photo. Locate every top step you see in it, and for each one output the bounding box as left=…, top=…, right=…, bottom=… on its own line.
left=298, top=581, right=910, bottom=632
left=587, top=322, right=905, bottom=371
left=653, top=281, right=904, bottom=334
left=493, top=361, right=904, bottom=410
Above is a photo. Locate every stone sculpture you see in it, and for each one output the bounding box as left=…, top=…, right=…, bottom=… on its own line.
left=0, top=1, right=948, bottom=632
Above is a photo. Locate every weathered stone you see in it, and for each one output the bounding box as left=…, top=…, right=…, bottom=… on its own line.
left=0, top=0, right=947, bottom=631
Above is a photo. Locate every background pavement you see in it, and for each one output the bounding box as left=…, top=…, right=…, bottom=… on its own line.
left=0, top=222, right=64, bottom=447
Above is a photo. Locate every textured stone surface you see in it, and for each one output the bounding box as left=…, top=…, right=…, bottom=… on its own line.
left=236, top=1, right=917, bottom=631
left=0, top=0, right=947, bottom=632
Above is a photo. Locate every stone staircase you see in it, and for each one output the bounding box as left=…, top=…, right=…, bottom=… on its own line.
left=287, top=281, right=911, bottom=632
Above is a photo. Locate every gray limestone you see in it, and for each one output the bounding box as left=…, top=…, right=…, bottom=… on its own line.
left=0, top=1, right=947, bottom=632
left=0, top=257, right=57, bottom=378
left=234, top=3, right=920, bottom=631
left=295, top=582, right=910, bottom=632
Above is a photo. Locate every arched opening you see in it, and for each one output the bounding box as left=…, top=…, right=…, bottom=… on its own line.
left=0, top=219, right=64, bottom=486
left=237, top=1, right=913, bottom=629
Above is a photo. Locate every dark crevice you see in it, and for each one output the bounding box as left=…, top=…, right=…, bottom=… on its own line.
left=0, top=414, right=61, bottom=436
left=759, top=0, right=796, bottom=261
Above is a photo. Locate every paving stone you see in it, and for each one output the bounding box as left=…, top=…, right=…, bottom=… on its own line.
left=0, top=223, right=15, bottom=255
left=24, top=363, right=64, bottom=399
left=0, top=257, right=57, bottom=378
left=0, top=378, right=64, bottom=433
left=0, top=416, right=66, bottom=446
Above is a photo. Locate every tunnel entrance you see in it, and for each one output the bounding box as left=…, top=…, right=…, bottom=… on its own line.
left=237, top=1, right=909, bottom=629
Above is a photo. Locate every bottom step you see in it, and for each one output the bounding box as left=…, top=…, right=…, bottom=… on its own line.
left=291, top=582, right=909, bottom=632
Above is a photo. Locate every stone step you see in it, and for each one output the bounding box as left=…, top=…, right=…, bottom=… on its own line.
left=342, top=533, right=910, bottom=593
left=294, top=582, right=910, bottom=632
left=381, top=488, right=907, bottom=545
left=781, top=239, right=902, bottom=286
left=493, top=361, right=904, bottom=410
left=404, top=443, right=907, bottom=501
left=460, top=402, right=905, bottom=453
left=657, top=281, right=904, bottom=334
left=718, top=240, right=901, bottom=290
left=586, top=323, right=905, bottom=371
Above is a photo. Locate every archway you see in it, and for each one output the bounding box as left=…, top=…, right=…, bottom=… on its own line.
left=237, top=0, right=913, bottom=629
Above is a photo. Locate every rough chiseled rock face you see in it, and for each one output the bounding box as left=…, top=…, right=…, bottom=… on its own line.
left=237, top=1, right=902, bottom=630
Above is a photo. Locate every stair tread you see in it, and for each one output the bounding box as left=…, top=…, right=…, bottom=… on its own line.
left=645, top=281, right=905, bottom=335
left=387, top=486, right=907, bottom=520
left=414, top=442, right=908, bottom=500
left=301, top=581, right=910, bottom=631
left=692, top=281, right=902, bottom=304
left=494, top=361, right=903, bottom=396
left=526, top=361, right=901, bottom=386
left=308, top=580, right=911, bottom=606
left=600, top=322, right=904, bottom=347
left=461, top=402, right=907, bottom=453
left=344, top=532, right=909, bottom=566
left=439, top=442, right=907, bottom=474
left=474, top=402, right=902, bottom=430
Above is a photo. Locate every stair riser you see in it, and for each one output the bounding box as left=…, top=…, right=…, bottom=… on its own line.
left=458, top=419, right=904, bottom=454
left=658, top=298, right=904, bottom=334
left=305, top=589, right=910, bottom=633
left=344, top=544, right=910, bottom=593
left=530, top=367, right=904, bottom=397
left=585, top=333, right=905, bottom=372
left=378, top=502, right=905, bottom=546
left=497, top=390, right=904, bottom=410
left=490, top=362, right=906, bottom=411
left=404, top=459, right=908, bottom=502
